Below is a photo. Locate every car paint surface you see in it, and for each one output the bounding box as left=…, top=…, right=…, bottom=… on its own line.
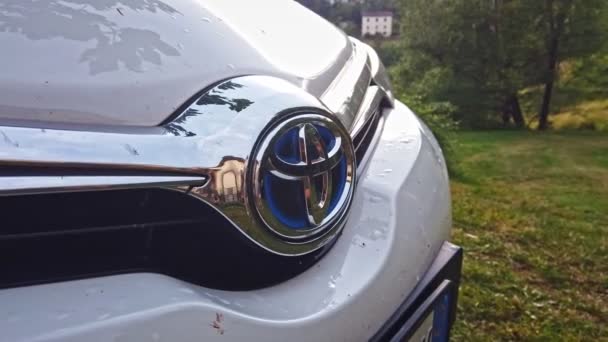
left=0, top=0, right=350, bottom=126
left=0, top=100, right=452, bottom=341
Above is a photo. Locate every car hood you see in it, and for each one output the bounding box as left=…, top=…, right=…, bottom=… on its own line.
left=0, top=0, right=352, bottom=126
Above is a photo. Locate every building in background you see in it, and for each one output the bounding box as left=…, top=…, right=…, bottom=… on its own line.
left=361, top=11, right=393, bottom=37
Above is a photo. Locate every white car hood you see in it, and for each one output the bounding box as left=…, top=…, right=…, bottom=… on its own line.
left=0, top=0, right=351, bottom=126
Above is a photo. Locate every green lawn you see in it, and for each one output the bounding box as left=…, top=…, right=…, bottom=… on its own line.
left=449, top=131, right=608, bottom=341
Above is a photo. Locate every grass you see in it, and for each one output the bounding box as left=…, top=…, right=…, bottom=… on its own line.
left=449, top=131, right=608, bottom=341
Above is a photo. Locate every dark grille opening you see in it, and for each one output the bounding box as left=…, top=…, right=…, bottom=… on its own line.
left=0, top=188, right=325, bottom=290
left=353, top=109, right=382, bottom=166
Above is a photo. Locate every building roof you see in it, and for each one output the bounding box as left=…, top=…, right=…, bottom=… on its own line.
left=362, top=11, right=393, bottom=17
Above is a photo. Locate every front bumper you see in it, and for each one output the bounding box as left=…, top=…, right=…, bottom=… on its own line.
left=0, top=100, right=459, bottom=341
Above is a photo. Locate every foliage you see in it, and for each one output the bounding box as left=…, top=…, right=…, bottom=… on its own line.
left=540, top=1, right=608, bottom=63
left=548, top=100, right=608, bottom=132
left=366, top=40, right=402, bottom=68
left=408, top=96, right=458, bottom=169
left=563, top=54, right=608, bottom=92
left=338, top=20, right=359, bottom=37
left=395, top=0, right=608, bottom=129
left=450, top=131, right=608, bottom=340
left=361, top=0, right=398, bottom=11
left=551, top=112, right=608, bottom=132
left=328, top=2, right=361, bottom=26
left=391, top=76, right=459, bottom=173
left=295, top=0, right=330, bottom=16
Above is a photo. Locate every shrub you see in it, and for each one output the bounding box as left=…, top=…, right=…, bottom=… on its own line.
left=398, top=94, right=460, bottom=174
left=550, top=100, right=608, bottom=132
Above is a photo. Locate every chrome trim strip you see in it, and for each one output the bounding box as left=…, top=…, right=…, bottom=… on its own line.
left=362, top=42, right=395, bottom=106
left=354, top=114, right=377, bottom=153
left=356, top=112, right=386, bottom=178
left=350, top=85, right=384, bottom=139
left=0, top=129, right=208, bottom=174
left=320, top=39, right=393, bottom=138
left=0, top=176, right=204, bottom=197
left=321, top=39, right=372, bottom=132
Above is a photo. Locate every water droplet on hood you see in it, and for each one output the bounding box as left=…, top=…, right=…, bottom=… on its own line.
left=369, top=195, right=382, bottom=203
left=56, top=313, right=70, bottom=320
left=328, top=274, right=340, bottom=289
left=97, top=313, right=111, bottom=320
left=178, top=287, right=195, bottom=294
left=370, top=229, right=386, bottom=240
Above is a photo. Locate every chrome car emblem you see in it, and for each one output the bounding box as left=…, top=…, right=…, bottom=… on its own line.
left=251, top=113, right=356, bottom=241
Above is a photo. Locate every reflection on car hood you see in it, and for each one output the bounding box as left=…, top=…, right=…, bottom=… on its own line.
left=0, top=0, right=351, bottom=126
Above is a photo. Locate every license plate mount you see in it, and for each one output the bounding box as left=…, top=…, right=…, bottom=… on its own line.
left=398, top=280, right=452, bottom=342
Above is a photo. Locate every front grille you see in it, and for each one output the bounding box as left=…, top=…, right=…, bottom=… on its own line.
left=353, top=108, right=382, bottom=166
left=0, top=188, right=324, bottom=290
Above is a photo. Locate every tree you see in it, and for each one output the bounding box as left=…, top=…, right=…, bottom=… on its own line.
left=363, top=0, right=398, bottom=11
left=295, top=0, right=332, bottom=18
left=394, top=0, right=607, bottom=129
left=536, top=0, right=607, bottom=130
left=395, top=0, right=543, bottom=128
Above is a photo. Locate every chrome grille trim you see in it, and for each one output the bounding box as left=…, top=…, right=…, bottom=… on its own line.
left=321, top=39, right=372, bottom=132
left=354, top=109, right=380, bottom=153
left=351, top=88, right=385, bottom=174
left=0, top=76, right=350, bottom=256
left=0, top=40, right=393, bottom=256
left=321, top=38, right=393, bottom=138
left=355, top=113, right=385, bottom=176
left=350, top=85, right=385, bottom=139
left=0, top=175, right=203, bottom=197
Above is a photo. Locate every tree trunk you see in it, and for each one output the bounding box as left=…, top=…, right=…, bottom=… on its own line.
left=510, top=93, right=525, bottom=128
left=538, top=36, right=559, bottom=130
left=538, top=67, right=555, bottom=131
left=502, top=96, right=512, bottom=126
left=502, top=93, right=525, bottom=128
left=539, top=0, right=568, bottom=131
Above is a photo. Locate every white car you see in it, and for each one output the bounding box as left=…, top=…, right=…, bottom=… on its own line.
left=0, top=1, right=462, bottom=341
